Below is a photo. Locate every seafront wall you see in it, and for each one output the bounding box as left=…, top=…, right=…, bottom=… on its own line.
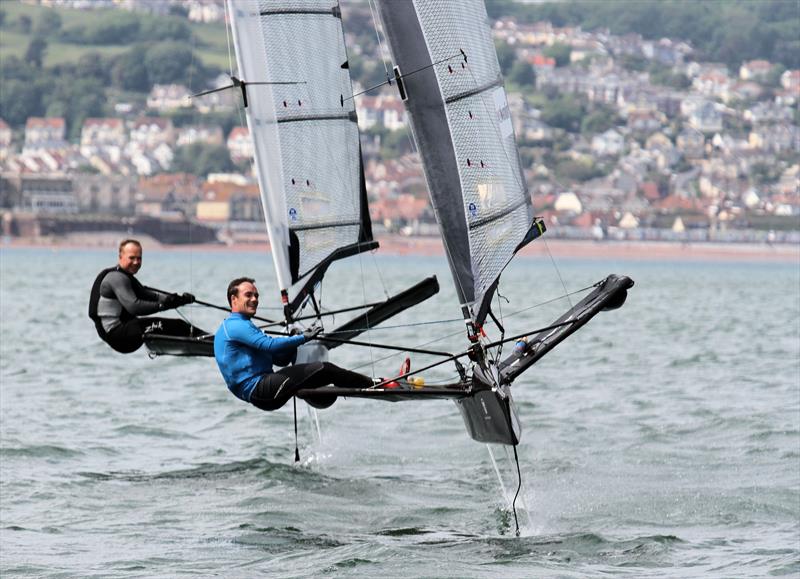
left=4, top=232, right=798, bottom=263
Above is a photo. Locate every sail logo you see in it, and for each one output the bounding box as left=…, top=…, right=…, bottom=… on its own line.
left=493, top=88, right=513, bottom=139
left=288, top=208, right=298, bottom=221
left=468, top=202, right=478, bottom=218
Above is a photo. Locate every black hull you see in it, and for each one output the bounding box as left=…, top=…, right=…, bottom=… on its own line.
left=143, top=334, right=214, bottom=357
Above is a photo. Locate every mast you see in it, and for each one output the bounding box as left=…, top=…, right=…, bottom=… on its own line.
left=376, top=0, right=538, bottom=336
left=227, top=0, right=375, bottom=321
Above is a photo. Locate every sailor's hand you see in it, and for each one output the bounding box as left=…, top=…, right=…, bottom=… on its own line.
left=179, top=292, right=195, bottom=305
left=162, top=294, right=182, bottom=309
left=302, top=326, right=323, bottom=342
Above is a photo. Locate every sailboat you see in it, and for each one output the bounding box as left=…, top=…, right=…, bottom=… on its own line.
left=149, top=0, right=633, bottom=454
left=291, top=0, right=633, bottom=447
left=143, top=0, right=440, bottom=359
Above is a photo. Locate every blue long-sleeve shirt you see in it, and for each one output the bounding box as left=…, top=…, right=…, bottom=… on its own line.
left=214, top=313, right=306, bottom=402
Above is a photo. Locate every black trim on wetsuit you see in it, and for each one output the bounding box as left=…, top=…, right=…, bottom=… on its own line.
left=249, top=362, right=374, bottom=411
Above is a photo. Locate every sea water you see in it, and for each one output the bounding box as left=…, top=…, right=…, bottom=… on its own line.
left=1, top=246, right=798, bottom=577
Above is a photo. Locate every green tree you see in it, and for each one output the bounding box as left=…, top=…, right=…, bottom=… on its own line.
left=508, top=60, right=535, bottom=87
left=35, top=10, right=62, bottom=37
left=0, top=79, right=43, bottom=126
left=541, top=94, right=584, bottom=133
left=43, top=77, right=107, bottom=140
left=171, top=143, right=236, bottom=177
left=18, top=14, right=31, bottom=34
left=76, top=52, right=110, bottom=84
left=495, top=41, right=516, bottom=76
left=555, top=158, right=604, bottom=182
left=543, top=43, right=571, bottom=67
left=111, top=47, right=149, bottom=91
left=24, top=37, right=48, bottom=69
left=580, top=107, right=619, bottom=135
left=0, top=10, right=7, bottom=28
left=144, top=43, right=199, bottom=86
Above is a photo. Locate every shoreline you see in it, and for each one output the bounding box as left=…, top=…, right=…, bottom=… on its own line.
left=3, top=234, right=798, bottom=263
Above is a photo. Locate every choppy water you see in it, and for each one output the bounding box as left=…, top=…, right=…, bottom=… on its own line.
left=1, top=245, right=798, bottom=577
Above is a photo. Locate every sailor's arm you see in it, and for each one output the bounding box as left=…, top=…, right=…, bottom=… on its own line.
left=229, top=319, right=305, bottom=353
left=104, top=271, right=167, bottom=316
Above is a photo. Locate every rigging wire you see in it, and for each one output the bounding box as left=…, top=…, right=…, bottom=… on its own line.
left=367, top=0, right=391, bottom=80
left=223, top=0, right=236, bottom=80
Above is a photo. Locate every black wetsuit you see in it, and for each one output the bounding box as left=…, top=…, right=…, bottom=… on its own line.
left=88, top=266, right=193, bottom=353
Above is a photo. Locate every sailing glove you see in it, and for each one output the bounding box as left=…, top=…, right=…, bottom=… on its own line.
left=302, top=326, right=323, bottom=342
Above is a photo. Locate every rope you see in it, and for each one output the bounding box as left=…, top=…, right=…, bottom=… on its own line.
left=511, top=444, right=522, bottom=537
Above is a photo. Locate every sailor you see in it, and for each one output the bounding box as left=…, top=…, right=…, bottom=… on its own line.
left=88, top=239, right=196, bottom=354
left=214, top=277, right=375, bottom=411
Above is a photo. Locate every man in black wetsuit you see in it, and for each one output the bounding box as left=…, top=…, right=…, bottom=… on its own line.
left=89, top=239, right=196, bottom=353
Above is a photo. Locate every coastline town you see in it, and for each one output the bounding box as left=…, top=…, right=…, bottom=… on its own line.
left=1, top=0, right=798, bottom=249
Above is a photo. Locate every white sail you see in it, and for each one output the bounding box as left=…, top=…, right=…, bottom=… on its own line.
left=228, top=0, right=373, bottom=310
left=376, top=0, right=535, bottom=327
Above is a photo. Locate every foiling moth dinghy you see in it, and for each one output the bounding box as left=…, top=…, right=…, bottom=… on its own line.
left=144, top=0, right=441, bottom=361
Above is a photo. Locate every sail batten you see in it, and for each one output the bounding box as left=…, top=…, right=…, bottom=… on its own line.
left=228, top=0, right=372, bottom=314
left=377, top=0, right=534, bottom=327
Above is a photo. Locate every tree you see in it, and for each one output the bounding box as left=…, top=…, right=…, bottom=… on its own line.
left=144, top=43, right=198, bottom=86
left=0, top=79, right=43, bottom=126
left=0, top=10, right=6, bottom=28
left=171, top=143, right=236, bottom=177
left=508, top=60, right=536, bottom=87
left=24, top=37, right=48, bottom=69
left=495, top=41, right=516, bottom=76
left=580, top=107, right=618, bottom=135
left=541, top=94, right=584, bottom=133
left=111, top=47, right=149, bottom=92
left=35, top=10, right=62, bottom=37
left=18, top=14, right=31, bottom=34
left=543, top=43, right=571, bottom=67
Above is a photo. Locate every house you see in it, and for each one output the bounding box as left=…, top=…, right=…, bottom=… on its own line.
left=554, top=191, right=582, bottom=213
left=743, top=102, right=793, bottom=125
left=626, top=109, right=664, bottom=133
left=80, top=118, right=126, bottom=148
left=676, top=129, right=705, bottom=159
left=147, top=84, right=192, bottom=111
left=780, top=70, right=800, bottom=91
left=356, top=94, right=407, bottom=131
left=176, top=125, right=224, bottom=147
left=24, top=117, right=67, bottom=149
left=749, top=124, right=799, bottom=153
left=71, top=173, right=137, bottom=214
left=227, top=127, right=253, bottom=162
left=591, top=129, right=624, bottom=156
left=19, top=175, right=78, bottom=214
left=693, top=71, right=731, bottom=99
left=687, top=101, right=722, bottom=133
left=0, top=119, right=12, bottom=161
left=739, top=59, right=772, bottom=81
left=196, top=179, right=261, bottom=223
left=527, top=53, right=556, bottom=71
left=135, top=173, right=200, bottom=216
left=129, top=117, right=174, bottom=149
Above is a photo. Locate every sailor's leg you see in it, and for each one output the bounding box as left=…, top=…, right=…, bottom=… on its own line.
left=104, top=318, right=144, bottom=353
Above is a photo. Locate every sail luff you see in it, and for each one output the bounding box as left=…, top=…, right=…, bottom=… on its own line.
left=376, top=0, right=534, bottom=327
left=227, top=0, right=375, bottom=315
left=228, top=0, right=292, bottom=292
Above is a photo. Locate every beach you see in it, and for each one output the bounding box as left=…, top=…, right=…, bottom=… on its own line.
left=5, top=232, right=798, bottom=263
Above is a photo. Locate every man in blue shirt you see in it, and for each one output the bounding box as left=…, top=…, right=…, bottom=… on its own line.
left=214, top=277, right=375, bottom=411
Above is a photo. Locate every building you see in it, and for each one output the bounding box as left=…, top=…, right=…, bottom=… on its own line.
left=24, top=117, right=67, bottom=149
left=227, top=127, right=254, bottom=162
left=80, top=118, right=127, bottom=148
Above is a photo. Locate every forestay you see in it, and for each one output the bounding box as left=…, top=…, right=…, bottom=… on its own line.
left=228, top=0, right=373, bottom=313
left=377, top=0, right=535, bottom=327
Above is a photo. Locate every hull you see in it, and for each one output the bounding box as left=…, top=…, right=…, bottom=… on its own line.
left=455, top=385, right=521, bottom=446
left=143, top=334, right=214, bottom=357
